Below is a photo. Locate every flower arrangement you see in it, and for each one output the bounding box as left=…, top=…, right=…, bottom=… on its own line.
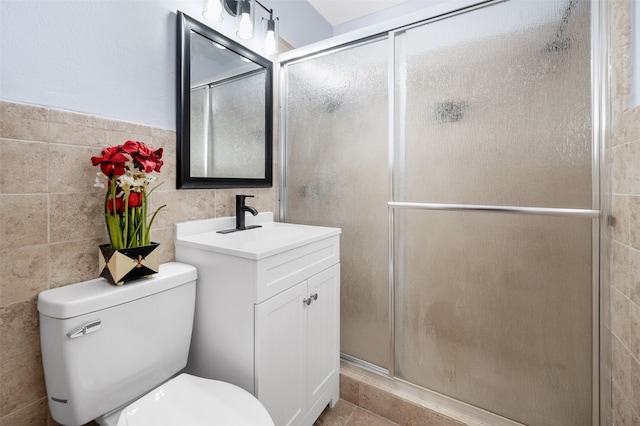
left=91, top=140, right=165, bottom=250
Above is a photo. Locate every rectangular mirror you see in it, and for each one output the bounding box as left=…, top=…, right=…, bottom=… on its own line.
left=177, top=11, right=273, bottom=188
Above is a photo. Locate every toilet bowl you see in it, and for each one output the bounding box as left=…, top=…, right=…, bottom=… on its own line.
left=102, top=374, right=273, bottom=426
left=37, top=262, right=273, bottom=426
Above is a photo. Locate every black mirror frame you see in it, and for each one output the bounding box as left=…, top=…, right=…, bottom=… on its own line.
left=176, top=11, right=273, bottom=189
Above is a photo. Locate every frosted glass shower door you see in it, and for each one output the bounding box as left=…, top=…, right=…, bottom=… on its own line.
left=284, top=39, right=390, bottom=369
left=393, top=1, right=594, bottom=425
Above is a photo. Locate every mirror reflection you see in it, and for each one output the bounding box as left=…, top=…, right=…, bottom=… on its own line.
left=177, top=12, right=273, bottom=189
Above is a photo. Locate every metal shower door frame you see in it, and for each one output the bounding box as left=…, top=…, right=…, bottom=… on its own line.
left=278, top=0, right=610, bottom=424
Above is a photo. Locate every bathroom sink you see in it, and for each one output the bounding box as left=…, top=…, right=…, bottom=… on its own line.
left=175, top=212, right=340, bottom=260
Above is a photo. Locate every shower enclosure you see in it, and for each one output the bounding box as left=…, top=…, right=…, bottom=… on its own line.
left=280, top=1, right=607, bottom=425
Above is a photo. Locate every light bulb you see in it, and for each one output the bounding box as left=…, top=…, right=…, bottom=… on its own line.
left=202, top=0, right=222, bottom=22
left=237, top=12, right=254, bottom=39
left=263, top=30, right=276, bottom=55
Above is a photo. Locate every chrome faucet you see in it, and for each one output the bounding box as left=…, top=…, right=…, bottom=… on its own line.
left=236, top=194, right=259, bottom=230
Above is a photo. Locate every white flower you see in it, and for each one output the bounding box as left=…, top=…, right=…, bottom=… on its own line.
left=117, top=172, right=147, bottom=191
left=93, top=172, right=107, bottom=188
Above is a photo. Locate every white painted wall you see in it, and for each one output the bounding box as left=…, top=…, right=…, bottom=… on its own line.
left=0, top=0, right=450, bottom=130
left=0, top=0, right=331, bottom=130
left=333, top=0, right=447, bottom=35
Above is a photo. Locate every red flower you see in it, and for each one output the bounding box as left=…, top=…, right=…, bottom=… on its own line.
left=128, top=191, right=142, bottom=208
left=122, top=140, right=163, bottom=173
left=106, top=196, right=124, bottom=214
left=91, top=145, right=128, bottom=177
left=92, top=140, right=165, bottom=250
left=106, top=193, right=142, bottom=213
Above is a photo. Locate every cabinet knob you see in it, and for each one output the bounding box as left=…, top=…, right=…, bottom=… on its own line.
left=303, top=293, right=318, bottom=306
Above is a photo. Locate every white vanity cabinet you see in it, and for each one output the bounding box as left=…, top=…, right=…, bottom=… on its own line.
left=175, top=213, right=340, bottom=426
left=256, top=264, right=339, bottom=426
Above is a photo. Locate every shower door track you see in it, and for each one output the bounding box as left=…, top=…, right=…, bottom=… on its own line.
left=388, top=201, right=601, bottom=219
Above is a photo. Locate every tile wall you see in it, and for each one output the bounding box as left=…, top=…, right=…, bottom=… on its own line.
left=610, top=0, right=640, bottom=424
left=0, top=100, right=278, bottom=425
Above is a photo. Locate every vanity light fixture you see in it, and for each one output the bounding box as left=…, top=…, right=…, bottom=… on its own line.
left=262, top=11, right=278, bottom=55
left=202, top=0, right=279, bottom=54
left=236, top=0, right=254, bottom=39
left=202, top=0, right=223, bottom=22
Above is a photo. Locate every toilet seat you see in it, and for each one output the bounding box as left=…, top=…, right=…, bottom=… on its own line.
left=115, top=374, right=274, bottom=426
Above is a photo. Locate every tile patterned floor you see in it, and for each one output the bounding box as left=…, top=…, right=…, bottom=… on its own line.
left=314, top=399, right=399, bottom=426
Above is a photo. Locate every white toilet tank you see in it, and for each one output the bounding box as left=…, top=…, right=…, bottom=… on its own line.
left=38, top=262, right=197, bottom=426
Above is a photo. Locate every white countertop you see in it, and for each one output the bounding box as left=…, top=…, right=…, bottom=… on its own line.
left=175, top=213, right=341, bottom=260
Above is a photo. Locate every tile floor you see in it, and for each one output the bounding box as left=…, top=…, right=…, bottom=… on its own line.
left=314, top=399, right=398, bottom=426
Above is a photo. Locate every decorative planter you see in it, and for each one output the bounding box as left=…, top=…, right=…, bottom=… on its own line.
left=98, top=243, right=160, bottom=286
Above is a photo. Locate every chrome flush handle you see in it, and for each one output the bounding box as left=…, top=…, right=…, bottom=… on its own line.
left=67, top=319, right=101, bottom=339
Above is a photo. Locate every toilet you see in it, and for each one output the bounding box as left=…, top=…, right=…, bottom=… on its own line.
left=37, top=262, right=274, bottom=426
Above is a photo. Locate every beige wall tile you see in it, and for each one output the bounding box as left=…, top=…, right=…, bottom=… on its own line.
left=348, top=407, right=397, bottom=426
left=625, top=108, right=640, bottom=144
left=150, top=128, right=176, bottom=148
left=0, top=101, right=279, bottom=423
left=339, top=373, right=360, bottom=405
left=612, top=287, right=630, bottom=347
left=0, top=194, right=48, bottom=249
left=629, top=248, right=640, bottom=304
left=49, top=144, right=102, bottom=194
left=611, top=0, right=631, bottom=46
left=0, top=115, right=49, bottom=143
left=256, top=188, right=279, bottom=217
left=628, top=302, right=640, bottom=360
left=49, top=239, right=105, bottom=288
left=48, top=122, right=107, bottom=147
left=0, top=298, right=40, bottom=362
left=0, top=139, right=48, bottom=194
left=49, top=109, right=109, bottom=129
left=0, top=102, right=49, bottom=142
left=0, top=350, right=46, bottom=417
left=49, top=193, right=106, bottom=243
left=0, top=397, right=48, bottom=426
left=106, top=119, right=152, bottom=136
left=612, top=336, right=633, bottom=399
left=185, top=190, right=217, bottom=221
left=613, top=381, right=638, bottom=426
left=0, top=245, right=49, bottom=306
left=629, top=143, right=640, bottom=195
left=612, top=241, right=631, bottom=296
left=630, top=196, right=640, bottom=250
left=612, top=195, right=630, bottom=244
left=149, top=226, right=176, bottom=264
left=358, top=383, right=398, bottom=423
left=612, top=143, right=632, bottom=194
left=315, top=400, right=355, bottom=426
left=1, top=101, right=48, bottom=121
left=151, top=128, right=177, bottom=191
left=359, top=382, right=463, bottom=426
left=215, top=189, right=239, bottom=217
left=630, top=357, right=640, bottom=419
left=610, top=44, right=631, bottom=100
left=105, top=131, right=153, bottom=148
left=149, top=190, right=189, bottom=229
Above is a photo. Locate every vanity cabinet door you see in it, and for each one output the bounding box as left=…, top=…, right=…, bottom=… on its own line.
left=306, top=264, right=340, bottom=413
left=255, top=281, right=307, bottom=426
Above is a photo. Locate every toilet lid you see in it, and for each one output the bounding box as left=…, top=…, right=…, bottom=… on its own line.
left=116, top=373, right=274, bottom=426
